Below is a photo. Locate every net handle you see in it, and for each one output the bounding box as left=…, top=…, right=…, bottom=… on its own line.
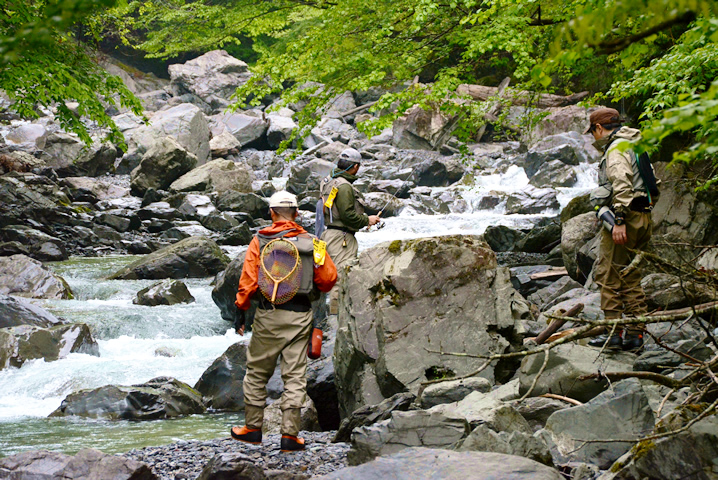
left=260, top=238, right=300, bottom=303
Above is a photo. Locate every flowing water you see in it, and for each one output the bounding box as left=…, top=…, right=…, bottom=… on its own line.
left=0, top=160, right=596, bottom=457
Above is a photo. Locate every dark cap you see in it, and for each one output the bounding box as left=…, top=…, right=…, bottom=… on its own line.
left=584, top=108, right=622, bottom=134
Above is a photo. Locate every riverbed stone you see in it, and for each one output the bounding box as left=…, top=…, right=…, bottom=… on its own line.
left=216, top=191, right=270, bottom=219
left=430, top=391, right=533, bottom=434
left=347, top=410, right=470, bottom=465
left=561, top=212, right=600, bottom=281
left=194, top=341, right=248, bottom=411
left=527, top=276, right=582, bottom=311
left=133, top=279, right=195, bottom=306
left=131, top=137, right=198, bottom=197
left=51, top=376, right=205, bottom=420
left=419, top=377, right=492, bottom=408
left=335, top=235, right=527, bottom=417
left=0, top=293, right=64, bottom=329
left=0, top=448, right=157, bottom=480
left=518, top=344, right=635, bottom=403
left=458, top=424, right=554, bottom=466
left=38, top=133, right=117, bottom=177
left=333, top=392, right=415, bottom=443
left=321, top=448, right=564, bottom=480
left=210, top=111, right=268, bottom=147
left=1, top=323, right=99, bottom=369
left=483, top=225, right=525, bottom=252
left=169, top=158, right=253, bottom=194
left=0, top=254, right=73, bottom=299
left=543, top=379, right=655, bottom=469
left=505, top=186, right=560, bottom=214
left=107, top=236, right=230, bottom=280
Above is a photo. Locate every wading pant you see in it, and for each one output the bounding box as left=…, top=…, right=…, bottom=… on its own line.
left=594, top=210, right=652, bottom=333
left=243, top=307, right=313, bottom=436
left=319, top=228, right=358, bottom=315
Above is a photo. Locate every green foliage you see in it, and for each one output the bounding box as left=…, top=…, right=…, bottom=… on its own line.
left=0, top=0, right=143, bottom=146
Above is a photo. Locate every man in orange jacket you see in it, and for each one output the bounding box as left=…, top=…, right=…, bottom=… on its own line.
left=231, top=191, right=337, bottom=452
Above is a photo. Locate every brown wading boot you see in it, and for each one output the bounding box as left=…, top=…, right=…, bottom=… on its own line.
left=588, top=330, right=623, bottom=350
left=231, top=426, right=262, bottom=445
left=281, top=435, right=305, bottom=452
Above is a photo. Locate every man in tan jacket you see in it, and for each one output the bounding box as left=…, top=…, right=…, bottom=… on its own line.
left=586, top=108, right=656, bottom=352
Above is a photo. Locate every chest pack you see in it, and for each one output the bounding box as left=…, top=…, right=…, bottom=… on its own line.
left=256, top=230, right=319, bottom=302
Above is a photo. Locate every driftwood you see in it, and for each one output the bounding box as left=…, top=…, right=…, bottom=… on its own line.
left=457, top=84, right=589, bottom=108
left=530, top=267, right=568, bottom=281
left=533, top=303, right=584, bottom=345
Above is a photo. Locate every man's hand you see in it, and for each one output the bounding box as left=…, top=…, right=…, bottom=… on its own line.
left=368, top=215, right=381, bottom=226
left=235, top=308, right=246, bottom=335
left=612, top=224, right=627, bottom=245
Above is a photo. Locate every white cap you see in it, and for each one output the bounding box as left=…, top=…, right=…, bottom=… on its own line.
left=268, top=191, right=298, bottom=208
left=339, top=148, right=362, bottom=164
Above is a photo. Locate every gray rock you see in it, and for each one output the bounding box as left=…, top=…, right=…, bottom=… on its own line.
left=210, top=111, right=268, bottom=147
left=604, top=415, right=718, bottom=480
left=216, top=191, right=270, bottom=219
left=125, top=103, right=210, bottom=167
left=169, top=158, right=253, bottom=194
left=392, top=105, right=456, bottom=150
left=318, top=448, right=564, bottom=480
left=266, top=114, right=297, bottom=149
left=201, top=211, right=240, bottom=232
left=195, top=342, right=248, bottom=411
left=515, top=221, right=561, bottom=253
left=518, top=344, right=635, bottom=403
left=0, top=254, right=73, bottom=299
left=335, top=236, right=525, bottom=417
left=159, top=222, right=215, bottom=241
left=169, top=50, right=252, bottom=112
left=483, top=225, right=526, bottom=252
left=511, top=396, right=571, bottom=431
left=333, top=392, right=415, bottom=443
left=412, top=155, right=464, bottom=187
left=38, top=133, right=117, bottom=177
left=61, top=176, right=129, bottom=202
left=420, top=377, right=492, bottom=408
left=1, top=323, right=99, bottom=370
left=529, top=159, right=578, bottom=188
left=130, top=137, right=198, bottom=197
left=218, top=222, right=253, bottom=246
left=528, top=105, right=596, bottom=142
left=348, top=410, right=470, bottom=465
left=0, top=448, right=157, bottom=480
left=177, top=194, right=217, bottom=219
left=361, top=192, right=404, bottom=217
left=51, top=376, right=205, bottom=420
left=505, top=186, right=560, bottom=215
left=285, top=158, right=335, bottom=196
left=528, top=276, right=583, bottom=311
left=430, top=391, right=532, bottom=434
left=560, top=192, right=592, bottom=223
left=133, top=279, right=195, bottom=306
left=458, top=424, right=554, bottom=466
left=641, top=273, right=714, bottom=310
left=107, top=236, right=230, bottom=280
left=0, top=224, right=67, bottom=262
left=544, top=379, right=655, bottom=469
left=5, top=123, right=46, bottom=146
left=209, top=130, right=241, bottom=157
left=0, top=293, right=64, bottom=329
left=561, top=212, right=600, bottom=281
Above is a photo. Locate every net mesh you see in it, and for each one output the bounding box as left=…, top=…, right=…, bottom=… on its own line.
left=258, top=238, right=302, bottom=305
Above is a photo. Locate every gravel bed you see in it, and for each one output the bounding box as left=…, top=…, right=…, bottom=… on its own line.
left=122, top=431, right=350, bottom=479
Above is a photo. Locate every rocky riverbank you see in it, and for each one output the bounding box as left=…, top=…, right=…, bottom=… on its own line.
left=122, top=432, right=350, bottom=480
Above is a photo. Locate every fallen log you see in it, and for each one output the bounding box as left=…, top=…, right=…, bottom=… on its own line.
left=533, top=303, right=584, bottom=345
left=457, top=84, right=589, bottom=108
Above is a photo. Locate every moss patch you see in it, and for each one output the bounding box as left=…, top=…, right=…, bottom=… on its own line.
left=388, top=240, right=402, bottom=254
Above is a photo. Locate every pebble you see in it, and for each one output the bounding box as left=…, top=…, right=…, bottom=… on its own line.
left=121, top=431, right=350, bottom=479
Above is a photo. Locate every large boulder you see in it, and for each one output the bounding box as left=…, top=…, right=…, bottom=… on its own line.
left=194, top=341, right=248, bottom=411
left=169, top=158, right=253, bottom=194
left=0, top=254, right=73, bottom=299
left=209, top=111, right=268, bottom=147
left=0, top=448, right=157, bottom=480
left=318, top=448, right=565, bottom=480
left=130, top=137, right=198, bottom=197
left=348, top=410, right=470, bottom=465
left=0, top=175, right=69, bottom=236
left=334, top=236, right=528, bottom=417
left=518, top=344, right=635, bottom=403
left=169, top=50, right=252, bottom=111
left=392, top=105, right=457, bottom=150
left=50, top=376, right=205, bottom=420
left=505, top=186, right=560, bottom=215
left=334, top=392, right=416, bottom=442
left=216, top=191, right=270, bottom=219
left=133, top=279, right=196, bottom=306
left=561, top=212, right=600, bottom=281
left=60, top=176, right=130, bottom=201
left=0, top=293, right=64, bottom=329
left=543, top=379, right=655, bottom=469
left=527, top=105, right=596, bottom=142
left=266, top=113, right=297, bottom=149
left=38, top=133, right=117, bottom=177
left=107, top=236, right=230, bottom=280
left=412, top=155, right=465, bottom=187
left=1, top=323, right=99, bottom=370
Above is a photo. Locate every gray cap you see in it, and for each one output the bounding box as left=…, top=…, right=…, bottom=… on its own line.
left=339, top=148, right=362, bottom=164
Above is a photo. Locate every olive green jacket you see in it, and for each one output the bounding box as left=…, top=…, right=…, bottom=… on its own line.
left=320, top=171, right=368, bottom=232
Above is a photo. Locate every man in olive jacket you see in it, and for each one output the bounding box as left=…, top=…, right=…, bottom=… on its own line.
left=319, top=148, right=380, bottom=313
left=586, top=108, right=657, bottom=352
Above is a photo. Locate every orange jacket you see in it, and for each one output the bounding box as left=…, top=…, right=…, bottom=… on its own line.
left=235, top=221, right=338, bottom=310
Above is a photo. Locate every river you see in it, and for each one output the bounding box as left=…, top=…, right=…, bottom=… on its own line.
left=0, top=161, right=595, bottom=456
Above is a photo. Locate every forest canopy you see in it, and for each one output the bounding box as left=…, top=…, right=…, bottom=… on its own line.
left=1, top=0, right=717, bottom=184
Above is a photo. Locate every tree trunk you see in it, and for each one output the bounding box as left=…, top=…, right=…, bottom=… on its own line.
left=457, top=84, right=589, bottom=108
